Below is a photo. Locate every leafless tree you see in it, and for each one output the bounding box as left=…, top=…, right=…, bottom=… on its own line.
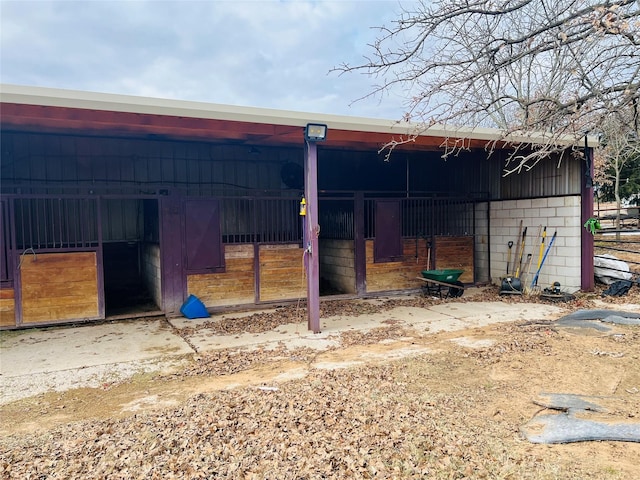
left=594, top=109, right=640, bottom=236
left=335, top=0, right=640, bottom=174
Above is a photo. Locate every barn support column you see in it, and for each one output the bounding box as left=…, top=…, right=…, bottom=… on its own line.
left=303, top=138, right=321, bottom=333
left=581, top=143, right=595, bottom=291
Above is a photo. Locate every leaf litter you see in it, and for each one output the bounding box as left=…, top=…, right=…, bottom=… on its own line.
left=1, top=288, right=640, bottom=479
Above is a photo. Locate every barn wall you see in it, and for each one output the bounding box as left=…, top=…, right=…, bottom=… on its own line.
left=489, top=196, right=582, bottom=292
left=319, top=239, right=356, bottom=294
left=366, top=236, right=476, bottom=293
left=187, top=244, right=255, bottom=307
left=0, top=288, right=15, bottom=327
left=434, top=237, right=475, bottom=284
left=365, top=238, right=430, bottom=292
left=19, top=252, right=100, bottom=324
left=474, top=202, right=490, bottom=284
left=500, top=156, right=582, bottom=198
left=0, top=132, right=301, bottom=196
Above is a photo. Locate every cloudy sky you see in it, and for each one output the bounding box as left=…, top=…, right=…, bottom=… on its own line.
left=1, top=0, right=416, bottom=120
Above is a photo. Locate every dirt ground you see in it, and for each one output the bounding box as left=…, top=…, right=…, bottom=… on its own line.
left=1, top=281, right=639, bottom=479
left=1, top=235, right=639, bottom=478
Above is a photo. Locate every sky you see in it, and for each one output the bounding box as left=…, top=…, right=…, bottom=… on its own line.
left=0, top=0, right=416, bottom=120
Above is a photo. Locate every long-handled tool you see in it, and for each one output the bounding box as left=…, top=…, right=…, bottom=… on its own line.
left=531, top=230, right=557, bottom=293
left=512, top=220, right=523, bottom=275
left=537, top=226, right=547, bottom=270
left=515, top=226, right=527, bottom=278
left=506, top=240, right=513, bottom=275
left=522, top=253, right=533, bottom=293
left=501, top=234, right=524, bottom=295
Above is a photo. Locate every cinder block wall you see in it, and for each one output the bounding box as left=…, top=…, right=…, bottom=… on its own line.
left=490, top=196, right=582, bottom=293
left=143, top=243, right=162, bottom=307
left=319, top=239, right=356, bottom=294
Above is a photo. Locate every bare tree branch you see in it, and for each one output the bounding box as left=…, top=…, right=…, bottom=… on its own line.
left=333, top=0, right=640, bottom=173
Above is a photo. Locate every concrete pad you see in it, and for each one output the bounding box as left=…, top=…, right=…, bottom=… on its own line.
left=182, top=306, right=432, bottom=353
left=421, top=317, right=470, bottom=333
left=0, top=297, right=576, bottom=405
left=175, top=302, right=566, bottom=354
left=184, top=322, right=341, bottom=352
left=428, top=302, right=564, bottom=325
left=0, top=317, right=193, bottom=377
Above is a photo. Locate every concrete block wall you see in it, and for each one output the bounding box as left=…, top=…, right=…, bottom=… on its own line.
left=319, top=239, right=356, bottom=294
left=142, top=243, right=162, bottom=307
left=489, top=196, right=582, bottom=292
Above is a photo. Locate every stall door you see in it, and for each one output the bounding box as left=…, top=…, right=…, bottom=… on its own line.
left=374, top=200, right=403, bottom=262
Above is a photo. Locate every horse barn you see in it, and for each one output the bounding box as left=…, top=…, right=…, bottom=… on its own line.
left=0, top=85, right=595, bottom=330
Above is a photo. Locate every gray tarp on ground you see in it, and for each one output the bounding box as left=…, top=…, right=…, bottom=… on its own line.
left=533, top=392, right=607, bottom=412
left=522, top=413, right=640, bottom=444
left=554, top=309, right=640, bottom=331
left=522, top=393, right=640, bottom=444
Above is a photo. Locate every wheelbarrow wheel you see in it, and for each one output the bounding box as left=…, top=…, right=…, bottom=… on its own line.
left=449, top=281, right=464, bottom=298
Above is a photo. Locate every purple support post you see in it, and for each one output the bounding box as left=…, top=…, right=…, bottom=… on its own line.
left=581, top=145, right=595, bottom=291
left=304, top=140, right=321, bottom=333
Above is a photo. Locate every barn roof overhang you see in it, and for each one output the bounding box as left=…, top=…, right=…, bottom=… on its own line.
left=0, top=84, right=597, bottom=150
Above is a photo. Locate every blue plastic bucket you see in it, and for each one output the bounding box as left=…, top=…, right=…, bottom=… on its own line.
left=180, top=294, right=209, bottom=319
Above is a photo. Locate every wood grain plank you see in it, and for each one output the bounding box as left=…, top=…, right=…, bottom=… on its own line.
left=0, top=289, right=15, bottom=300
left=259, top=245, right=305, bottom=301
left=435, top=236, right=474, bottom=283
left=0, top=292, right=15, bottom=326
left=187, top=256, right=255, bottom=306
left=22, top=303, right=99, bottom=324
left=20, top=252, right=100, bottom=323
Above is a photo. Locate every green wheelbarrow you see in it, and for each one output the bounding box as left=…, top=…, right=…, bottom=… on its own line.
left=418, top=269, right=465, bottom=298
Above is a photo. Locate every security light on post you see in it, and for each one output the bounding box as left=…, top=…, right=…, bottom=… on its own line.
left=304, top=123, right=327, bottom=142
left=302, top=123, right=327, bottom=334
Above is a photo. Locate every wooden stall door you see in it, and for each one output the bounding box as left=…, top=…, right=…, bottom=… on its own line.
left=258, top=244, right=305, bottom=302
left=20, top=252, right=101, bottom=324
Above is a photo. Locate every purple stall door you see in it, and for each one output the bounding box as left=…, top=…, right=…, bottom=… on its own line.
left=184, top=198, right=224, bottom=273
left=374, top=200, right=403, bottom=263
left=160, top=196, right=186, bottom=314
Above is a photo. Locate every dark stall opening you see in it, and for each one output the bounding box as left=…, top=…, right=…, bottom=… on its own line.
left=102, top=199, right=161, bottom=318
left=103, top=242, right=155, bottom=316
left=318, top=198, right=357, bottom=297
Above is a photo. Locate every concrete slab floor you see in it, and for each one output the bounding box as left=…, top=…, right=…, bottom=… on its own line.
left=0, top=291, right=570, bottom=404
left=174, top=300, right=567, bottom=354
left=0, top=317, right=193, bottom=377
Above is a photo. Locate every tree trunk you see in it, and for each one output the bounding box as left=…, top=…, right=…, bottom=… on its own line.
left=615, top=167, right=621, bottom=242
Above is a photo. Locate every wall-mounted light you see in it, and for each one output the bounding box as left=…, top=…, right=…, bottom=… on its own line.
left=304, top=123, right=328, bottom=142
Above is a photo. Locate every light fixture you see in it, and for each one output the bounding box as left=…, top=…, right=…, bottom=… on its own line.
left=304, top=123, right=328, bottom=142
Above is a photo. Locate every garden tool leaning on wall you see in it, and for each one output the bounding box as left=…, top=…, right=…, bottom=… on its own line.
left=531, top=230, right=557, bottom=294
left=500, top=227, right=527, bottom=295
